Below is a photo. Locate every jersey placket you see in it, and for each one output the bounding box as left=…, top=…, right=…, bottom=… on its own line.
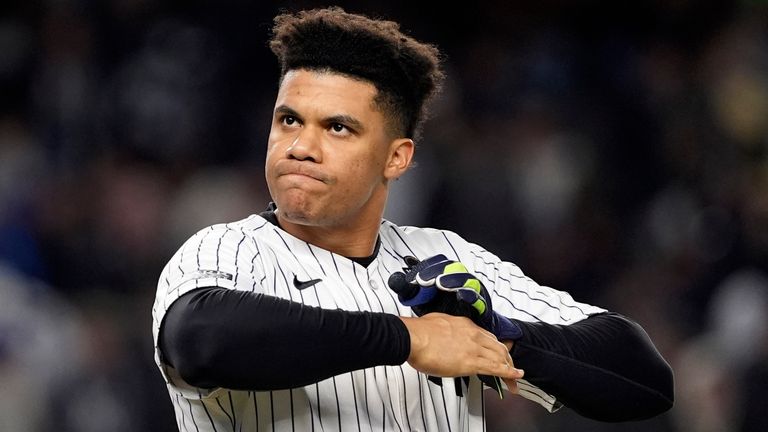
left=366, top=260, right=419, bottom=431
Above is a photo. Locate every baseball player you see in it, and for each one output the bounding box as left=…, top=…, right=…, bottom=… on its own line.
left=152, top=7, right=674, bottom=431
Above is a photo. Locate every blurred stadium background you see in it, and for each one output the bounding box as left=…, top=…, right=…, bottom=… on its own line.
left=1, top=1, right=767, bottom=431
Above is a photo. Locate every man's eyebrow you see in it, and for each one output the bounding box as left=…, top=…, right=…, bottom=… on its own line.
left=325, top=114, right=365, bottom=132
left=274, top=105, right=300, bottom=118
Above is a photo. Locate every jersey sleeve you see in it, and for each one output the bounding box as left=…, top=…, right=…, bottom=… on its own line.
left=471, top=250, right=604, bottom=325
left=440, top=230, right=605, bottom=325
left=151, top=223, right=265, bottom=398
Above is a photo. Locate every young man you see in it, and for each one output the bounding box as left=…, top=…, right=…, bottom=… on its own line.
left=152, top=7, right=673, bottom=431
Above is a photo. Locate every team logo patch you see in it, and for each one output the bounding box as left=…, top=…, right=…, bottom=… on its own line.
left=186, top=270, right=234, bottom=281
left=293, top=275, right=322, bottom=290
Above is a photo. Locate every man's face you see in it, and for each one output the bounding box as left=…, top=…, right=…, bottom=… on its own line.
left=265, top=69, right=401, bottom=228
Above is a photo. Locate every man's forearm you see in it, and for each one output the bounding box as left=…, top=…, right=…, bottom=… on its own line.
left=510, top=312, right=674, bottom=422
left=159, top=287, right=410, bottom=390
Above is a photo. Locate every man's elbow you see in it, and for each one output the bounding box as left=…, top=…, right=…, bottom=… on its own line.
left=630, top=318, right=675, bottom=419
left=168, top=323, right=222, bottom=389
left=576, top=360, right=674, bottom=423
left=645, top=354, right=674, bottom=418
left=616, top=318, right=675, bottom=421
left=159, top=295, right=224, bottom=389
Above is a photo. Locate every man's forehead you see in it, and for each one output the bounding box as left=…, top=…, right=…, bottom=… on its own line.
left=275, top=70, right=379, bottom=115
left=279, top=70, right=376, bottom=97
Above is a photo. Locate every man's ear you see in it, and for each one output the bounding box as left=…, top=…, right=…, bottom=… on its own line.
left=384, top=138, right=415, bottom=180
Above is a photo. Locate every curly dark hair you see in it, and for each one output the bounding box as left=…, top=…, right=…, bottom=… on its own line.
left=269, top=6, right=444, bottom=140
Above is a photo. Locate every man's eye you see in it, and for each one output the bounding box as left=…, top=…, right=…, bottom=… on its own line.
left=282, top=116, right=297, bottom=125
left=331, top=123, right=347, bottom=133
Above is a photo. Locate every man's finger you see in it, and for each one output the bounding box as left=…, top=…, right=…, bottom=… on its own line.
left=415, top=259, right=454, bottom=285
left=476, top=356, right=523, bottom=379
left=503, top=377, right=521, bottom=394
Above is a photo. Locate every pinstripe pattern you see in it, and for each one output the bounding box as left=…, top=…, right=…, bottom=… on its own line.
left=152, top=215, right=604, bottom=431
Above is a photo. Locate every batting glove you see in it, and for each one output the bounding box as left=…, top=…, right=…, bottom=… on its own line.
left=388, top=254, right=524, bottom=398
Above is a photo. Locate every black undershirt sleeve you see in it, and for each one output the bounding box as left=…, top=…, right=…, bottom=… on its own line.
left=159, top=286, right=410, bottom=391
left=510, top=312, right=674, bottom=422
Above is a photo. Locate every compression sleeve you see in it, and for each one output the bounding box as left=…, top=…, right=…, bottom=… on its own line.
left=159, top=286, right=411, bottom=390
left=510, top=312, right=674, bottom=422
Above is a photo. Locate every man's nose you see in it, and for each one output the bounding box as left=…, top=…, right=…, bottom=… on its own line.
left=286, top=130, right=321, bottom=162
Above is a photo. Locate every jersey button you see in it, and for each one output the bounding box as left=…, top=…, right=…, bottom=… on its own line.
left=369, top=279, right=379, bottom=290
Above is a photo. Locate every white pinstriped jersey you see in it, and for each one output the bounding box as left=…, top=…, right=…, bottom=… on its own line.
left=152, top=214, right=605, bottom=432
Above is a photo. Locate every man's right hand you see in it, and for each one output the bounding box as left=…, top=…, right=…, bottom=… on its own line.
left=399, top=313, right=524, bottom=393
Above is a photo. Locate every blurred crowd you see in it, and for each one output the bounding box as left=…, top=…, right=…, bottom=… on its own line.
left=1, top=1, right=767, bottom=431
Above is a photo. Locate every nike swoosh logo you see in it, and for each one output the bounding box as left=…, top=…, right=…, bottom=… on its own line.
left=293, top=275, right=322, bottom=290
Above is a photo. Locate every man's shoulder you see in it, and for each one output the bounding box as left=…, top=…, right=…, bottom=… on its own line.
left=379, top=219, right=470, bottom=248
left=174, top=214, right=275, bottom=249
left=380, top=219, right=460, bottom=236
left=194, top=214, right=271, bottom=234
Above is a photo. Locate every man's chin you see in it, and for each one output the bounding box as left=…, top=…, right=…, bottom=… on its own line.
left=276, top=204, right=320, bottom=227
